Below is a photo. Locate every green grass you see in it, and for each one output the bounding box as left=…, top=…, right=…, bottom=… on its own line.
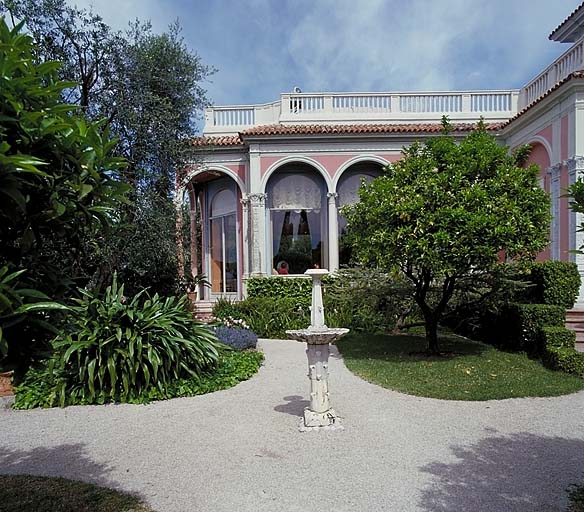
left=0, top=475, right=154, bottom=512
left=569, top=484, right=584, bottom=512
left=336, top=333, right=584, bottom=400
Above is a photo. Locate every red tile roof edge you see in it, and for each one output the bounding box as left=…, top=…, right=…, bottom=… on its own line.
left=502, top=71, right=584, bottom=129
left=191, top=122, right=502, bottom=147
left=549, top=2, right=584, bottom=40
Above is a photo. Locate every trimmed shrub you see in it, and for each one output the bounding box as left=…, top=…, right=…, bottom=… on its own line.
left=527, top=261, right=581, bottom=308
left=214, top=326, right=258, bottom=350
left=51, top=276, right=220, bottom=405
left=540, top=326, right=576, bottom=351
left=499, top=303, right=565, bottom=352
left=544, top=346, right=584, bottom=378
left=247, top=277, right=312, bottom=307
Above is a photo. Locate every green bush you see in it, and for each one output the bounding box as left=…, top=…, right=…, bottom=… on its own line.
left=50, top=276, right=219, bottom=405
left=14, top=350, right=263, bottom=409
left=214, top=297, right=309, bottom=339
left=540, top=326, right=576, bottom=351
left=500, top=303, right=565, bottom=352
left=544, top=346, right=584, bottom=378
left=527, top=261, right=580, bottom=308
left=247, top=277, right=312, bottom=307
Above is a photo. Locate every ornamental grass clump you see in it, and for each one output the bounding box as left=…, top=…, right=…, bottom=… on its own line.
left=52, top=276, right=219, bottom=405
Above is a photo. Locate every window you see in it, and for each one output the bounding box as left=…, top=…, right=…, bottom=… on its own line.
left=268, top=170, right=325, bottom=274
left=209, top=188, right=237, bottom=293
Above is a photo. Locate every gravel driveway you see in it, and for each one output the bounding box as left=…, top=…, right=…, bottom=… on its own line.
left=1, top=338, right=584, bottom=511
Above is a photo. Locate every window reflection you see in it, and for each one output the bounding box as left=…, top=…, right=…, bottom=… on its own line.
left=272, top=209, right=322, bottom=274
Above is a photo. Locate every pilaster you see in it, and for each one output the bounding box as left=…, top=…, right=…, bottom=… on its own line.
left=566, top=156, right=584, bottom=303
left=549, top=163, right=562, bottom=261
left=249, top=193, right=267, bottom=276
left=240, top=195, right=250, bottom=296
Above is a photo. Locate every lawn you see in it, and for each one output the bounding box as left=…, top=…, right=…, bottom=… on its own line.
left=336, top=333, right=584, bottom=400
left=0, top=475, right=154, bottom=512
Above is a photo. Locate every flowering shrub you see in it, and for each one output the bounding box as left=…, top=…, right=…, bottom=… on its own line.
left=213, top=326, right=258, bottom=350
left=219, top=315, right=250, bottom=330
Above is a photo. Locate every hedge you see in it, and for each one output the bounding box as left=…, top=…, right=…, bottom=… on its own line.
left=527, top=261, right=581, bottom=309
left=499, top=303, right=565, bottom=352
left=247, top=277, right=312, bottom=307
left=540, top=326, right=576, bottom=351
left=544, top=346, right=584, bottom=378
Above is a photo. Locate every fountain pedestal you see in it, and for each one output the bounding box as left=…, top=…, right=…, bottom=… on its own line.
left=286, top=269, right=349, bottom=431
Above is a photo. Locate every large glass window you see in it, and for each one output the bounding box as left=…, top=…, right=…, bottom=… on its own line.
left=268, top=170, right=325, bottom=274
left=209, top=188, right=237, bottom=293
left=337, top=164, right=383, bottom=266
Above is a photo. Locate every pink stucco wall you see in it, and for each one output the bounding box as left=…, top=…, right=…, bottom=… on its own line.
left=524, top=142, right=552, bottom=262
left=259, top=153, right=399, bottom=178
left=226, top=164, right=246, bottom=182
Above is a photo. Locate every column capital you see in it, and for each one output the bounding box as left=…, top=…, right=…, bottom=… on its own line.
left=565, top=156, right=584, bottom=174
left=240, top=195, right=250, bottom=207
left=249, top=193, right=267, bottom=205
left=327, top=192, right=338, bottom=200
left=548, top=163, right=562, bottom=177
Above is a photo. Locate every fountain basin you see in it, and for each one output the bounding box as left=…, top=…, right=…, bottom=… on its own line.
left=286, top=328, right=349, bottom=345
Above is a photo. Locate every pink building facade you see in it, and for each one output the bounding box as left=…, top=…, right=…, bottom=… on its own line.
left=179, top=5, right=584, bottom=304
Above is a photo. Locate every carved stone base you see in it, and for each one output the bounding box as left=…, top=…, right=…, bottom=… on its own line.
left=299, top=407, right=344, bottom=432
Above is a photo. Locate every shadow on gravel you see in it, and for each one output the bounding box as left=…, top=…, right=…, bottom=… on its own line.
left=0, top=443, right=116, bottom=488
left=274, top=395, right=309, bottom=417
left=419, top=432, right=584, bottom=511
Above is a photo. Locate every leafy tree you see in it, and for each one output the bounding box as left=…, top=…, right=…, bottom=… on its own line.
left=1, top=0, right=215, bottom=293
left=0, top=18, right=128, bottom=364
left=344, top=120, right=550, bottom=353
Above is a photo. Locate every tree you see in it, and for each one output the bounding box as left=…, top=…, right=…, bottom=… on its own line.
left=1, top=0, right=215, bottom=293
left=0, top=18, right=128, bottom=363
left=344, top=120, right=550, bottom=354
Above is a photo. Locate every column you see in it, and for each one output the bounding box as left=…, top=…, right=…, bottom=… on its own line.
left=240, top=194, right=250, bottom=297
left=175, top=194, right=185, bottom=278
left=550, top=163, right=562, bottom=261
left=189, top=187, right=199, bottom=280
left=567, top=156, right=584, bottom=303
left=249, top=193, right=267, bottom=276
left=327, top=192, right=339, bottom=272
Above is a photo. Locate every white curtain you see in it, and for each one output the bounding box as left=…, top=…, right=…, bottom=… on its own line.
left=338, top=172, right=377, bottom=206
left=211, top=188, right=236, bottom=217
left=269, top=172, right=322, bottom=210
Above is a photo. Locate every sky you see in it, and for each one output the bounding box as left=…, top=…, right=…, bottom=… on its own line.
left=69, top=0, right=582, bottom=110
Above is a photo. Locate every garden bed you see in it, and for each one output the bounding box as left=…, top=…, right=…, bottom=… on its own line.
left=336, top=333, right=584, bottom=400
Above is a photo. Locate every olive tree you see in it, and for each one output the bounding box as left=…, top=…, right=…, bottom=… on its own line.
left=344, top=120, right=550, bottom=353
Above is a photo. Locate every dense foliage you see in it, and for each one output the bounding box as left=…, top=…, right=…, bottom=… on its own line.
left=0, top=19, right=128, bottom=365
left=14, top=350, right=263, bottom=409
left=344, top=119, right=550, bottom=353
left=247, top=277, right=312, bottom=307
left=49, top=276, right=219, bottom=405
left=0, top=1, right=214, bottom=296
left=527, top=261, right=580, bottom=308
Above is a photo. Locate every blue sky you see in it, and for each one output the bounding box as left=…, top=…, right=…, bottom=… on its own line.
left=71, top=0, right=581, bottom=110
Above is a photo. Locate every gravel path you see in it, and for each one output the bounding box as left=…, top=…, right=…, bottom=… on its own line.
left=1, top=339, right=584, bottom=511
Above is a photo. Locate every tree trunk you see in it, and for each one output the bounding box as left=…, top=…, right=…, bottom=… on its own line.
left=424, top=315, right=440, bottom=354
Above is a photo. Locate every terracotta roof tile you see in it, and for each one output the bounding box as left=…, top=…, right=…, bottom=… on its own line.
left=549, top=2, right=584, bottom=40
left=190, top=135, right=242, bottom=146
left=191, top=122, right=502, bottom=147
left=240, top=122, right=501, bottom=137
left=503, top=71, right=584, bottom=128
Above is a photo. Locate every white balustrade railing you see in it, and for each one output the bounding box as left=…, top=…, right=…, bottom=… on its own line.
left=204, top=90, right=519, bottom=135
left=520, top=35, right=584, bottom=108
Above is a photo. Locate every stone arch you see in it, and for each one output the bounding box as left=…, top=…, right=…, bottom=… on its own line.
left=332, top=155, right=389, bottom=192
left=179, top=164, right=246, bottom=199
left=526, top=136, right=553, bottom=167
left=261, top=156, right=333, bottom=194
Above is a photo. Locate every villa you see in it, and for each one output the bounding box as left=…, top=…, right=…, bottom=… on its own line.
left=179, top=3, right=584, bottom=309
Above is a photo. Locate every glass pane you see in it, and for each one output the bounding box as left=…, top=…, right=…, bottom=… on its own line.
left=211, top=188, right=236, bottom=217
left=224, top=214, right=237, bottom=293
left=210, top=218, right=223, bottom=293
left=272, top=209, right=322, bottom=274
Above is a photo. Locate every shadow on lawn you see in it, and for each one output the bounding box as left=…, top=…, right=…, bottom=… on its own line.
left=419, top=431, right=584, bottom=512
left=337, top=333, right=488, bottom=362
left=0, top=442, right=126, bottom=491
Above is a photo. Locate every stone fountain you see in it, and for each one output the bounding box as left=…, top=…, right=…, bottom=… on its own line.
left=286, top=269, right=349, bottom=431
